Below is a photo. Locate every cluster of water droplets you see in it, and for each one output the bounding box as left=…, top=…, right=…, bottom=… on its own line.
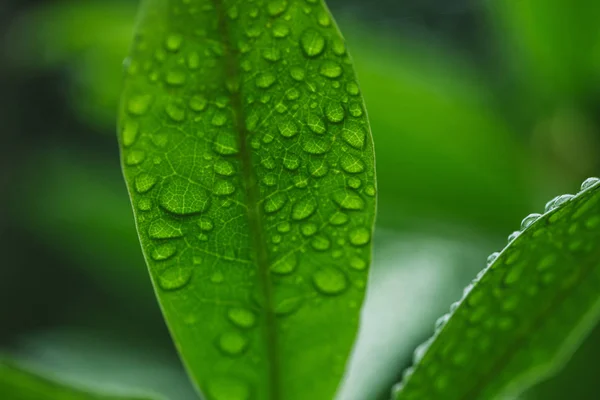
left=392, top=177, right=600, bottom=397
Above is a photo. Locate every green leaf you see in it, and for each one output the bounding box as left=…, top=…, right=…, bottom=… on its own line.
left=118, top=1, right=376, bottom=400
left=393, top=177, right=600, bottom=400
left=0, top=359, right=157, bottom=400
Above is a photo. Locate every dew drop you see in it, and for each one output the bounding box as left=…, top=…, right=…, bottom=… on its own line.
left=227, top=308, right=256, bottom=329
left=256, top=72, right=276, bottom=89
left=333, top=191, right=364, bottom=211
left=291, top=196, right=318, bottom=220
left=126, top=150, right=146, bottom=166
left=349, top=257, right=367, bottom=271
left=301, top=222, right=317, bottom=236
left=290, top=66, right=306, bottom=81
left=165, top=68, right=187, bottom=86
left=270, top=253, right=298, bottom=275
left=138, top=198, right=152, bottom=211
left=278, top=120, right=299, bottom=138
left=545, top=194, right=574, bottom=213
left=186, top=51, right=200, bottom=70
left=521, top=213, right=542, bottom=230
left=121, top=120, right=139, bottom=147
left=330, top=212, right=349, bottom=225
left=349, top=227, right=371, bottom=246
left=342, top=122, right=366, bottom=149
left=214, top=179, right=236, bottom=196
left=198, top=217, right=214, bottom=232
left=127, top=94, right=153, bottom=116
left=348, top=177, right=362, bottom=189
left=311, top=235, right=331, bottom=251
left=267, top=0, right=288, bottom=16
left=151, top=243, right=177, bottom=261
left=148, top=218, right=183, bottom=239
left=340, top=153, right=365, bottom=174
left=487, top=252, right=499, bottom=266
left=319, top=61, right=342, bottom=79
left=300, top=29, right=326, bottom=58
left=159, top=177, right=210, bottom=215
left=211, top=111, right=228, bottom=127
left=262, top=48, right=281, bottom=62
left=325, top=102, right=345, bottom=123
left=312, top=266, right=347, bottom=296
left=507, top=231, right=520, bottom=243
left=348, top=102, right=363, bottom=117
left=214, top=159, right=235, bottom=176
left=346, top=82, right=360, bottom=96
left=218, top=331, right=248, bottom=356
left=272, top=22, right=290, bottom=38
left=165, top=33, right=183, bottom=52
left=158, top=267, right=192, bottom=291
left=581, top=177, right=600, bottom=191
left=308, top=158, right=329, bottom=177
left=307, top=113, right=326, bottom=134
left=165, top=103, right=186, bottom=122
left=213, top=132, right=240, bottom=155
left=189, top=95, right=207, bottom=112
left=135, top=173, right=157, bottom=193
left=264, top=193, right=288, bottom=214
left=302, top=137, right=331, bottom=155
left=435, top=313, right=450, bottom=331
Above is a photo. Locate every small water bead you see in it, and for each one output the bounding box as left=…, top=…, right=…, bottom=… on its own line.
left=325, top=102, right=345, bottom=123
left=256, top=72, right=276, bottom=89
left=364, top=185, right=376, bottom=197
left=290, top=66, right=306, bottom=81
left=435, top=313, right=450, bottom=331
left=214, top=180, right=236, bottom=196
left=346, top=82, right=359, bottom=96
left=283, top=153, right=301, bottom=170
left=158, top=267, right=192, bottom=291
left=342, top=122, right=366, bottom=149
left=486, top=252, right=499, bottom=266
left=520, top=213, right=542, bottom=230
left=211, top=111, right=228, bottom=127
left=507, top=231, right=520, bottom=243
left=333, top=191, right=364, bottom=211
left=348, top=177, right=362, bottom=189
left=311, top=235, right=331, bottom=251
left=213, top=132, right=240, bottom=155
left=349, top=257, right=367, bottom=271
left=227, top=307, right=256, bottom=329
left=309, top=158, right=328, bottom=177
left=317, top=10, right=331, bottom=27
left=165, top=103, right=186, bottom=122
left=208, top=378, right=250, bottom=400
left=291, top=196, right=318, bottom=220
left=301, top=223, right=317, bottom=236
left=135, top=173, right=157, bottom=193
left=272, top=22, right=290, bottom=38
left=214, top=159, right=235, bottom=176
left=160, top=177, right=210, bottom=215
left=277, top=222, right=291, bottom=233
left=340, top=153, right=365, bottom=174
left=312, top=266, right=348, bottom=295
left=300, top=29, right=326, bottom=58
left=125, top=150, right=146, bottom=166
left=262, top=173, right=277, bottom=187
left=189, top=95, right=207, bottom=112
left=412, top=337, right=434, bottom=365
left=302, top=137, right=331, bottom=155
left=164, top=33, right=183, bottom=52
left=330, top=212, right=349, bottom=225
left=165, top=68, right=187, bottom=86
left=267, top=0, right=287, bottom=16
left=278, top=120, right=299, bottom=138
left=581, top=177, right=600, bottom=191
left=349, top=228, right=371, bottom=246
left=151, top=243, right=177, bottom=261
left=262, top=48, right=281, bottom=62
left=270, top=253, right=297, bottom=275
left=186, top=51, right=200, bottom=70
left=274, top=290, right=304, bottom=316
left=307, top=113, right=326, bottom=134
left=319, top=61, right=342, bottom=79
left=218, top=331, right=248, bottom=356
left=264, top=193, right=288, bottom=214
left=127, top=94, right=153, bottom=116
left=545, top=194, right=574, bottom=213
left=293, top=174, right=309, bottom=188
left=121, top=120, right=139, bottom=147
left=261, top=156, right=276, bottom=170
left=332, top=37, right=346, bottom=56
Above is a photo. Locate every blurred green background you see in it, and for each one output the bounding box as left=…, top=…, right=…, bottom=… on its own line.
left=1, top=0, right=600, bottom=399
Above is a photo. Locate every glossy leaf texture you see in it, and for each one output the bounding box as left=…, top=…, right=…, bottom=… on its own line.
left=0, top=359, right=157, bottom=400
left=118, top=1, right=376, bottom=400
left=392, top=178, right=600, bottom=400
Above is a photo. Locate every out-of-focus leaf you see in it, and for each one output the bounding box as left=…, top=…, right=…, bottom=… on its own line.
left=393, top=178, right=600, bottom=400
left=342, top=21, right=531, bottom=232
left=0, top=358, right=158, bottom=400
left=119, top=1, right=376, bottom=400
left=486, top=0, right=600, bottom=105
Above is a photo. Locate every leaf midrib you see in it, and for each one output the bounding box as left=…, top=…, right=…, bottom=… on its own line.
left=211, top=1, right=281, bottom=400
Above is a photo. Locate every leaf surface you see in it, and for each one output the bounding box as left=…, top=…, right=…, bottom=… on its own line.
left=118, top=1, right=376, bottom=400
left=0, top=359, right=156, bottom=400
left=393, top=178, right=600, bottom=400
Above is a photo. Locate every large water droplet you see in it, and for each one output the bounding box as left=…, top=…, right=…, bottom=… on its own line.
left=520, top=213, right=542, bottom=230
left=159, top=177, right=210, bottom=215
left=319, top=61, right=342, bottom=79
left=545, top=194, right=574, bottom=213
left=312, top=266, right=347, bottom=295
left=340, top=153, right=365, bottom=174
left=264, top=193, right=288, bottom=214
left=291, top=197, right=318, bottom=220
left=300, top=29, right=325, bottom=58
left=158, top=267, right=192, bottom=290
left=333, top=192, right=364, bottom=211
left=148, top=218, right=183, bottom=239
left=151, top=243, right=177, bottom=261
left=342, top=122, right=366, bottom=149
left=581, top=177, right=600, bottom=191
left=270, top=253, right=297, bottom=275
left=349, top=227, right=371, bottom=246
left=325, top=102, right=345, bottom=123
left=218, top=331, right=248, bottom=356
left=227, top=307, right=256, bottom=329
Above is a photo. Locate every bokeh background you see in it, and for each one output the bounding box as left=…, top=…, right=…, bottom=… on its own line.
left=1, top=0, right=600, bottom=399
